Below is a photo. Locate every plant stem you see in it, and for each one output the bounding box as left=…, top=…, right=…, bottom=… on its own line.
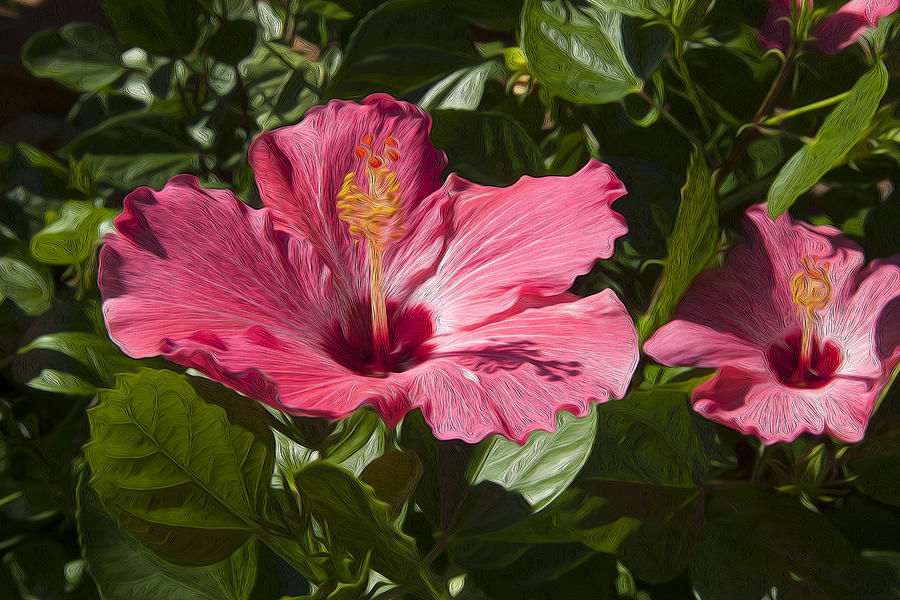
left=672, top=41, right=713, bottom=139
left=716, top=46, right=799, bottom=189
left=760, top=91, right=849, bottom=126
left=636, top=89, right=703, bottom=146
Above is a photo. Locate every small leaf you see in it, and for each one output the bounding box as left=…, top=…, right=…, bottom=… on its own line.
left=419, top=61, right=502, bottom=111
left=22, top=22, right=126, bottom=92
left=640, top=149, right=718, bottom=339
left=78, top=474, right=259, bottom=600
left=19, top=331, right=136, bottom=385
left=26, top=368, right=97, bottom=395
left=767, top=61, right=889, bottom=217
left=30, top=201, right=117, bottom=266
left=521, top=0, right=671, bottom=104
left=0, top=251, right=54, bottom=316
left=85, top=369, right=274, bottom=565
left=294, top=462, right=440, bottom=596
left=468, top=406, right=598, bottom=510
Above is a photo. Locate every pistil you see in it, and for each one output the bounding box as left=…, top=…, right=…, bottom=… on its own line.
left=790, top=256, right=832, bottom=370
left=336, top=135, right=404, bottom=365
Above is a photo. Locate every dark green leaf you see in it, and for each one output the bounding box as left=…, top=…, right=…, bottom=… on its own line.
left=468, top=406, right=598, bottom=510
left=639, top=149, right=718, bottom=338
left=293, top=462, right=441, bottom=596
left=597, top=0, right=671, bottom=18
left=22, top=22, right=126, bottom=92
left=429, top=109, right=543, bottom=185
left=359, top=450, right=423, bottom=516
left=19, top=331, right=136, bottom=385
left=767, top=61, right=889, bottom=217
left=26, top=368, right=97, bottom=395
left=329, top=0, right=478, bottom=99
left=521, top=0, right=672, bottom=103
left=78, top=476, right=259, bottom=600
left=84, top=369, right=274, bottom=565
left=103, top=0, right=207, bottom=56
left=693, top=488, right=899, bottom=599
left=207, top=19, right=258, bottom=64
left=419, top=61, right=503, bottom=111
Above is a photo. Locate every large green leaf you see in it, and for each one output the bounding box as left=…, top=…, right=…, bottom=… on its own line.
left=429, top=110, right=543, bottom=185
left=30, top=201, right=117, bottom=266
left=19, top=331, right=138, bottom=386
left=521, top=0, right=672, bottom=103
left=693, top=488, right=899, bottom=599
left=767, top=61, right=889, bottom=217
left=328, top=0, right=479, bottom=99
left=585, top=389, right=714, bottom=486
left=293, top=462, right=442, bottom=597
left=639, top=149, right=718, bottom=339
left=84, top=369, right=274, bottom=565
left=22, top=22, right=126, bottom=92
left=77, top=475, right=258, bottom=600
left=468, top=406, right=598, bottom=510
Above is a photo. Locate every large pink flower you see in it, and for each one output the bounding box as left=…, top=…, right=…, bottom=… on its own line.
left=98, top=94, right=639, bottom=443
left=644, top=205, right=899, bottom=445
left=759, top=0, right=898, bottom=55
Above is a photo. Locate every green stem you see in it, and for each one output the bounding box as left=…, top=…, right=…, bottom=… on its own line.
left=760, top=91, right=849, bottom=126
left=636, top=89, right=702, bottom=146
left=672, top=41, right=713, bottom=139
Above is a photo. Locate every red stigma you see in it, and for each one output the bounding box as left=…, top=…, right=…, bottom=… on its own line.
left=384, top=136, right=398, bottom=147
left=386, top=149, right=400, bottom=161
left=369, top=156, right=383, bottom=168
left=362, top=134, right=374, bottom=145
left=355, top=146, right=367, bottom=158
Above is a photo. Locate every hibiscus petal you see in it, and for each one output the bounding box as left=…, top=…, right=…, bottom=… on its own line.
left=398, top=290, right=638, bottom=443
left=814, top=0, right=899, bottom=55
left=692, top=367, right=880, bottom=444
left=248, top=94, right=446, bottom=287
left=397, top=160, right=628, bottom=334
left=643, top=268, right=778, bottom=369
left=99, top=175, right=398, bottom=419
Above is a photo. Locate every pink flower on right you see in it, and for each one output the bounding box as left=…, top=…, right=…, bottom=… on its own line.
left=644, top=205, right=899, bottom=445
left=759, top=0, right=899, bottom=55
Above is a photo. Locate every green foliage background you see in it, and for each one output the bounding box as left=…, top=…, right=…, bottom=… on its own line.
left=1, top=0, right=899, bottom=598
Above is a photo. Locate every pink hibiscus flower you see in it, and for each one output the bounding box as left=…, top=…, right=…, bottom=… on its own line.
left=644, top=205, right=899, bottom=445
left=759, top=0, right=898, bottom=55
left=98, top=94, right=639, bottom=443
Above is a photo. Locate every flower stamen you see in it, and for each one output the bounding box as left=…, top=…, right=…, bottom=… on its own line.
left=790, top=255, right=832, bottom=370
left=337, top=134, right=405, bottom=362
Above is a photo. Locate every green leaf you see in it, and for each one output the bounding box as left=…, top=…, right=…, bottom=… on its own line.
left=693, top=488, right=899, bottom=599
left=767, top=61, right=889, bottom=217
left=84, top=369, right=274, bottom=565
left=19, top=331, right=136, bottom=385
left=103, top=0, right=207, bottom=56
left=639, top=149, right=718, bottom=339
left=429, top=110, right=543, bottom=185
left=240, top=42, right=323, bottom=130
left=207, top=19, right=258, bottom=64
left=329, top=0, right=479, bottom=99
left=359, top=450, right=423, bottom=516
left=22, top=22, right=126, bottom=92
left=293, top=462, right=441, bottom=597
left=77, top=474, right=258, bottom=600
left=419, top=61, right=503, bottom=111
left=64, top=112, right=199, bottom=188
left=585, top=389, right=714, bottom=486
left=597, top=0, right=671, bottom=18
left=0, top=250, right=54, bottom=316
left=323, top=408, right=392, bottom=476
left=26, top=368, right=97, bottom=395
left=521, top=0, right=672, bottom=103
left=468, top=406, right=598, bottom=510
left=30, top=201, right=117, bottom=266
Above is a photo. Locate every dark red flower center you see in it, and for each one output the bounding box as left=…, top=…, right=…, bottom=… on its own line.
left=323, top=301, right=434, bottom=376
left=765, top=329, right=841, bottom=389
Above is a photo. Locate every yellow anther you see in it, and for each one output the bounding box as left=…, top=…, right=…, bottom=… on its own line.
left=791, top=256, right=832, bottom=315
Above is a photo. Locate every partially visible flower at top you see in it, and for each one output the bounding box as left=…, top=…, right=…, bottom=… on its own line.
left=644, top=205, right=899, bottom=445
left=98, top=94, right=639, bottom=444
left=759, top=0, right=898, bottom=55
